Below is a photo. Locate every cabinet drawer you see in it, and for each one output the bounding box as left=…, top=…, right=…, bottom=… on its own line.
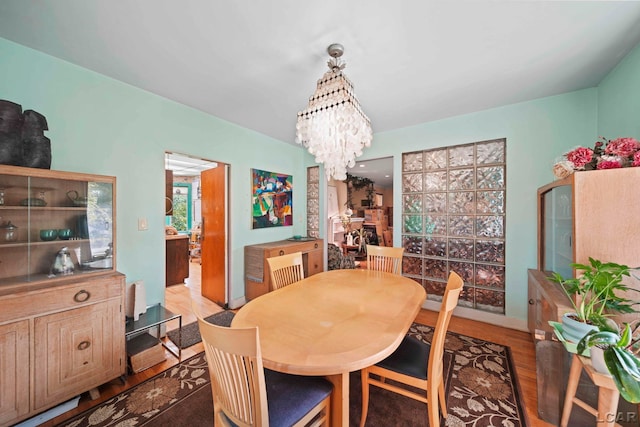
left=0, top=275, right=123, bottom=324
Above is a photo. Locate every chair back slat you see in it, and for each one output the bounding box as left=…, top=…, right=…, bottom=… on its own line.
left=366, top=245, right=404, bottom=275
left=428, top=271, right=463, bottom=387
left=267, top=251, right=304, bottom=290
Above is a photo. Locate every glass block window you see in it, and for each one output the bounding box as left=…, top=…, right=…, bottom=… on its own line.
left=402, top=139, right=506, bottom=314
left=306, top=166, right=320, bottom=238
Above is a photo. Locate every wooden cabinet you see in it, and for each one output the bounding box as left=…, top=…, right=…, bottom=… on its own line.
left=0, top=273, right=125, bottom=427
left=244, top=239, right=324, bottom=301
left=527, top=269, right=572, bottom=339
left=166, top=235, right=189, bottom=286
left=535, top=168, right=640, bottom=328
left=0, top=166, right=124, bottom=427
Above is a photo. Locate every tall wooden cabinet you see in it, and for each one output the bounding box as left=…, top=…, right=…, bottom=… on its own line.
left=531, top=168, right=640, bottom=424
left=0, top=165, right=124, bottom=427
left=244, top=238, right=323, bottom=301
left=532, top=167, right=640, bottom=331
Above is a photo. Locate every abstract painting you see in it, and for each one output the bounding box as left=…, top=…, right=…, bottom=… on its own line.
left=251, top=168, right=293, bottom=229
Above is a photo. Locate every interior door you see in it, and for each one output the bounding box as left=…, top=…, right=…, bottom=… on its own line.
left=201, top=164, right=228, bottom=305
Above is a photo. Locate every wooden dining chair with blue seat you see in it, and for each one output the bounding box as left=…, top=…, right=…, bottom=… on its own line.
left=366, top=245, right=404, bottom=274
left=267, top=251, right=305, bottom=290
left=195, top=310, right=333, bottom=427
left=359, top=271, right=464, bottom=427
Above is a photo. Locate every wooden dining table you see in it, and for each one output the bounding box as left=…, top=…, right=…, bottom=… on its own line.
left=232, top=268, right=427, bottom=426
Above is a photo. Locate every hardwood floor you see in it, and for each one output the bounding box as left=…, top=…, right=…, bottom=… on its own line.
left=45, top=262, right=553, bottom=426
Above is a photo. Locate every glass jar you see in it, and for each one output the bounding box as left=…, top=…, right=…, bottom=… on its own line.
left=0, top=221, right=18, bottom=242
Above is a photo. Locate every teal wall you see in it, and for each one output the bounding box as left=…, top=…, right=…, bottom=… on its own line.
left=0, top=37, right=309, bottom=306
left=597, top=40, right=640, bottom=139
left=2, top=35, right=638, bottom=325
left=355, top=89, right=597, bottom=321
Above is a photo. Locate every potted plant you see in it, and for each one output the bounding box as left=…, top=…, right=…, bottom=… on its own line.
left=550, top=257, right=638, bottom=342
left=577, top=320, right=640, bottom=403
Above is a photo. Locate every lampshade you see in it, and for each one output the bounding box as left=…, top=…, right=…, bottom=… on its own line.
left=296, top=43, right=373, bottom=181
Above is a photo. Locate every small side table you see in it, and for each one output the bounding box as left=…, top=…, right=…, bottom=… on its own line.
left=125, top=304, right=182, bottom=360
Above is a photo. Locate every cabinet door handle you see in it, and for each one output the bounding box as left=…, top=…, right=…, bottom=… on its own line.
left=528, top=298, right=535, bottom=305
left=74, top=290, right=91, bottom=303
left=77, top=340, right=91, bottom=351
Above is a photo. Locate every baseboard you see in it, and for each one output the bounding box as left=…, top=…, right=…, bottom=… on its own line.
left=421, top=300, right=529, bottom=332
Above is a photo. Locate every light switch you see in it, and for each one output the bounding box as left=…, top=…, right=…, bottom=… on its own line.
left=138, top=217, right=148, bottom=231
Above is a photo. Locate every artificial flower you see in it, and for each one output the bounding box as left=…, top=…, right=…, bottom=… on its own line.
left=553, top=135, right=640, bottom=177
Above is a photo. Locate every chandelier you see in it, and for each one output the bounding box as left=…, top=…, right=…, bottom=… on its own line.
left=296, top=43, right=373, bottom=181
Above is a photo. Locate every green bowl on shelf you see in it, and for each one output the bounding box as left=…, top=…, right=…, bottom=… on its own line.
left=57, top=228, right=73, bottom=240
left=40, top=229, right=58, bottom=241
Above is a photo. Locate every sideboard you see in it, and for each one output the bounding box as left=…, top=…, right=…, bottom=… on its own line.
left=244, top=238, right=323, bottom=301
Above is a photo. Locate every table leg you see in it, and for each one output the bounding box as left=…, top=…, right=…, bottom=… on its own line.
left=561, top=354, right=582, bottom=427
left=325, top=372, right=349, bottom=427
left=597, top=386, right=619, bottom=427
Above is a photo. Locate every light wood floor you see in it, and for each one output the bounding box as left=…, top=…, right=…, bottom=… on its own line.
left=46, top=262, right=552, bottom=426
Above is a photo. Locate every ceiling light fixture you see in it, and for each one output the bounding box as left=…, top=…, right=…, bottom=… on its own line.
left=296, top=43, right=373, bottom=181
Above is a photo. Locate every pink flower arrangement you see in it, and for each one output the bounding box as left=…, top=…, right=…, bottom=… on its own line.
left=554, top=136, right=640, bottom=178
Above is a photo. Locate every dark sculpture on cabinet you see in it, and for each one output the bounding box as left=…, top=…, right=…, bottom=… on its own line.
left=0, top=100, right=51, bottom=169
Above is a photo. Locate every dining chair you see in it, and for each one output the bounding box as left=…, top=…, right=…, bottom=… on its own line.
left=267, top=251, right=304, bottom=290
left=195, top=310, right=333, bottom=427
left=359, top=271, right=464, bottom=427
left=366, top=245, right=404, bottom=275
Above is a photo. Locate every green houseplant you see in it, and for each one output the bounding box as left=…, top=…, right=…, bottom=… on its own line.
left=550, top=258, right=638, bottom=342
left=577, top=320, right=640, bottom=403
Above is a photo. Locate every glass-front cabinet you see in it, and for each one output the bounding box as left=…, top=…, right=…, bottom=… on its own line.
left=0, top=165, right=115, bottom=286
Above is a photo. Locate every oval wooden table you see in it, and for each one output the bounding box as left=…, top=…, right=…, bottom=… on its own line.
left=232, top=269, right=426, bottom=426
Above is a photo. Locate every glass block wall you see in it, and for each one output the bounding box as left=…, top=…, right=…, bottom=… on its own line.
left=401, top=139, right=506, bottom=314
left=307, top=166, right=320, bottom=238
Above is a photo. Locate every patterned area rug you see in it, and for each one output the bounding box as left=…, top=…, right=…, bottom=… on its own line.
left=58, top=323, right=527, bottom=427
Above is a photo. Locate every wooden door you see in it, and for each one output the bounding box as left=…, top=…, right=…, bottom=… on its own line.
left=0, top=320, right=29, bottom=425
left=201, top=164, right=227, bottom=305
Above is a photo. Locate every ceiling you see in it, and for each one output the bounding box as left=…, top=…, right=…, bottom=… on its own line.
left=2, top=1, right=640, bottom=187
left=165, top=152, right=218, bottom=177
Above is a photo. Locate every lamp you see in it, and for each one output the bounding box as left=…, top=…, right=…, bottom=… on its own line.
left=296, top=43, right=373, bottom=181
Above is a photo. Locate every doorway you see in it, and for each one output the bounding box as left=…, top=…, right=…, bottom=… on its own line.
left=164, top=152, right=229, bottom=307
left=327, top=156, right=394, bottom=248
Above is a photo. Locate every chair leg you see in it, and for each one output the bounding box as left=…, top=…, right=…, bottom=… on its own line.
left=360, top=369, right=370, bottom=427
left=428, top=380, right=440, bottom=427
left=438, top=378, right=447, bottom=418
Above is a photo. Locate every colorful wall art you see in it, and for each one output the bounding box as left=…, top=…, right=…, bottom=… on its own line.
left=251, top=168, right=293, bottom=229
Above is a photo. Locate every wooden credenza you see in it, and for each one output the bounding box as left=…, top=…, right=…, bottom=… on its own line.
left=244, top=238, right=324, bottom=301
left=0, top=273, right=125, bottom=427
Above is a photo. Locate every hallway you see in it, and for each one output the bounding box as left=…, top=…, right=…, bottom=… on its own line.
left=165, top=260, right=225, bottom=329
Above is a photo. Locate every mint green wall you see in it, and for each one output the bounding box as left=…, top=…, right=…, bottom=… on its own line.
left=0, top=38, right=308, bottom=306
left=597, top=41, right=640, bottom=139
left=354, top=89, right=598, bottom=321
left=4, top=33, right=637, bottom=325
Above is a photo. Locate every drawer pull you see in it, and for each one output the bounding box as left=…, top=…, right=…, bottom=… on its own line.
left=74, top=290, right=91, bottom=303
left=314, top=243, right=318, bottom=249
left=279, top=250, right=285, bottom=256
left=528, top=298, right=535, bottom=305
left=77, top=341, right=91, bottom=351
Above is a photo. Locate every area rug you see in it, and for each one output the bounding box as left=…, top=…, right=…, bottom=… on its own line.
left=58, top=323, right=528, bottom=427
left=166, top=310, right=235, bottom=349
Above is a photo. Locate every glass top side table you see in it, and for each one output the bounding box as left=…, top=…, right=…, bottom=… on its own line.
left=125, top=303, right=182, bottom=360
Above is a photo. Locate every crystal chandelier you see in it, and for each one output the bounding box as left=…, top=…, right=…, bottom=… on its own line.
left=296, top=43, right=373, bottom=181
